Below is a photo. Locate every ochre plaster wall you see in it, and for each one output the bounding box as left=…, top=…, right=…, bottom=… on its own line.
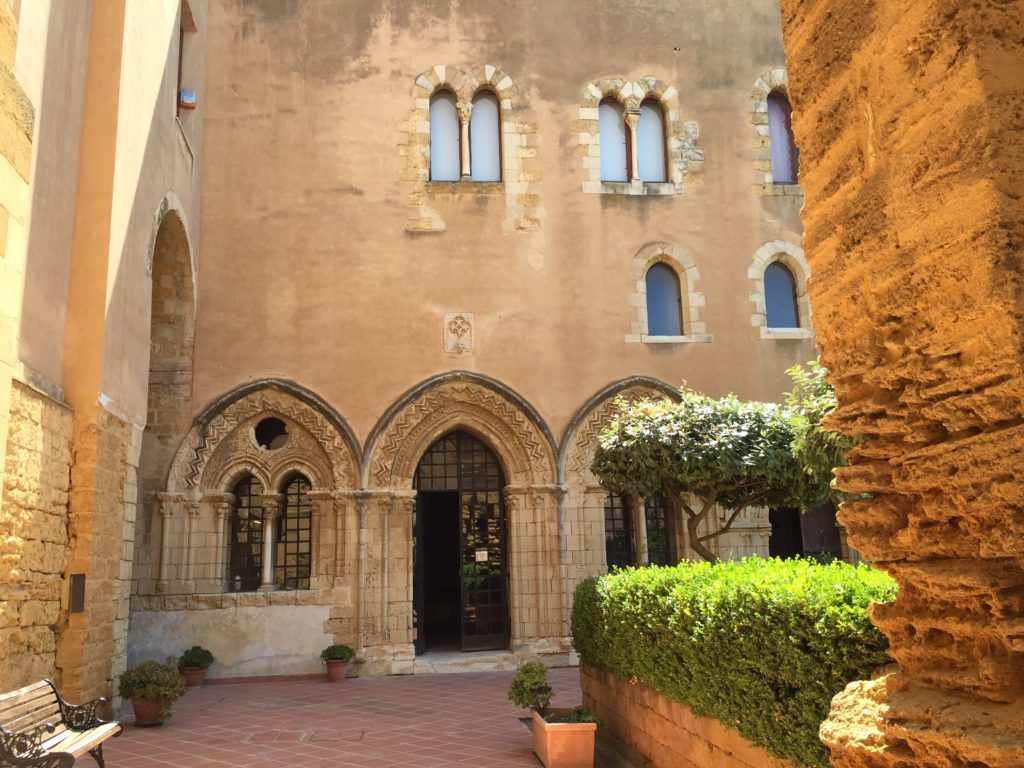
left=581, top=663, right=792, bottom=768
left=195, top=0, right=813, bottom=442
left=779, top=2, right=1024, bottom=766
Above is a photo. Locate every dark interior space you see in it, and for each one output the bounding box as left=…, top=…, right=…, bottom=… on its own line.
left=422, top=491, right=462, bottom=651
left=769, top=507, right=803, bottom=558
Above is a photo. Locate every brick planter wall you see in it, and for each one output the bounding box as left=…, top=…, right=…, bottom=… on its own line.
left=580, top=663, right=792, bottom=768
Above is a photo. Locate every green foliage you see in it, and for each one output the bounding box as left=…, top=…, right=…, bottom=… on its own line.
left=320, top=643, right=355, bottom=661
left=117, top=658, right=186, bottom=720
left=178, top=645, right=214, bottom=669
left=548, top=706, right=600, bottom=724
left=571, top=558, right=896, bottom=768
left=508, top=661, right=553, bottom=717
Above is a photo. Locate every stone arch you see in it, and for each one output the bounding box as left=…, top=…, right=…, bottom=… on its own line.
left=626, top=241, right=712, bottom=343
left=363, top=371, right=557, bottom=489
left=747, top=240, right=814, bottom=339
left=167, top=379, right=360, bottom=494
left=578, top=77, right=702, bottom=195
left=400, top=64, right=541, bottom=233
left=559, top=377, right=679, bottom=486
left=750, top=68, right=802, bottom=195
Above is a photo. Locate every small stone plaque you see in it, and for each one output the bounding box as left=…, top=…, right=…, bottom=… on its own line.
left=444, top=312, right=474, bottom=354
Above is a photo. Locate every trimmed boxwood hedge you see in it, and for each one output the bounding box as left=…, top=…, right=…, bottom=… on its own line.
left=571, top=557, right=896, bottom=768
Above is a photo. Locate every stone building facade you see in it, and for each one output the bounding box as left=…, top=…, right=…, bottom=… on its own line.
left=1, top=0, right=815, bottom=695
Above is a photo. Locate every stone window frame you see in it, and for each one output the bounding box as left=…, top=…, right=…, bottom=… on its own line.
left=747, top=240, right=813, bottom=340
left=750, top=68, right=803, bottom=197
left=626, top=241, right=712, bottom=344
left=402, top=64, right=541, bottom=233
left=578, top=77, right=703, bottom=196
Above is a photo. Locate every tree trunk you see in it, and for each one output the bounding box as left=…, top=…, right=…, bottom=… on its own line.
left=686, top=510, right=719, bottom=562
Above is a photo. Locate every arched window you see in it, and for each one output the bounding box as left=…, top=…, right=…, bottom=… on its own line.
left=429, top=90, right=460, bottom=181
left=604, top=494, right=633, bottom=569
left=646, top=264, right=683, bottom=336
left=764, top=262, right=800, bottom=328
left=767, top=92, right=798, bottom=184
left=637, top=99, right=666, bottom=182
left=599, top=99, right=629, bottom=182
left=229, top=475, right=263, bottom=592
left=275, top=474, right=312, bottom=590
left=470, top=90, right=500, bottom=182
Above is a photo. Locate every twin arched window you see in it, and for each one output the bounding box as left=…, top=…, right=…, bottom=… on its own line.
left=228, top=472, right=312, bottom=592
left=646, top=263, right=683, bottom=336
left=767, top=92, right=798, bottom=184
left=604, top=492, right=677, bottom=569
left=599, top=98, right=667, bottom=183
left=429, top=89, right=501, bottom=182
left=764, top=261, right=799, bottom=328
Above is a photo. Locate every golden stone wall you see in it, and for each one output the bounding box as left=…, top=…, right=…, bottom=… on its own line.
left=780, top=1, right=1024, bottom=766
left=0, top=382, right=73, bottom=692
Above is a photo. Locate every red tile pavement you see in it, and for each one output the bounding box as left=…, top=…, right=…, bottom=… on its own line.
left=105, top=667, right=582, bottom=767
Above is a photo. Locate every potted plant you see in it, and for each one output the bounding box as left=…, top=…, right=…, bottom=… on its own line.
left=320, top=643, right=355, bottom=682
left=178, top=645, right=215, bottom=687
left=508, top=662, right=598, bottom=768
left=118, top=657, right=186, bottom=727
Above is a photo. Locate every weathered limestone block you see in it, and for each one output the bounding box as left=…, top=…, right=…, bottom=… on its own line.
left=779, top=1, right=1024, bottom=766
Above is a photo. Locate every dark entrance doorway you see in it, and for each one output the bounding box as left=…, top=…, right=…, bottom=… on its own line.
left=413, top=431, right=510, bottom=654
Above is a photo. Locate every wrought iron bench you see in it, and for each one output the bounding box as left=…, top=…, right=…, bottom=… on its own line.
left=0, top=680, right=121, bottom=768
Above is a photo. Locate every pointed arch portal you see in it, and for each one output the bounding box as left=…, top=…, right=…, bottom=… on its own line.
left=413, top=430, right=510, bottom=654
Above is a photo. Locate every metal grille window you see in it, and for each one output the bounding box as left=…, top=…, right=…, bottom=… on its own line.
left=229, top=475, right=263, bottom=592
left=645, top=492, right=676, bottom=566
left=604, top=494, right=633, bottom=570
left=275, top=474, right=312, bottom=590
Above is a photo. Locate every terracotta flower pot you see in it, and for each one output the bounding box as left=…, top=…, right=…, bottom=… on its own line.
left=325, top=659, right=350, bottom=682
left=179, top=667, right=207, bottom=688
left=131, top=697, right=166, bottom=727
left=531, top=708, right=597, bottom=768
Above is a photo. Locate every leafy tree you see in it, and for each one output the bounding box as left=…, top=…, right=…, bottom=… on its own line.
left=591, top=361, right=853, bottom=562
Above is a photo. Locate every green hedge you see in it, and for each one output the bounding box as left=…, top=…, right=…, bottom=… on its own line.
left=571, top=558, right=896, bottom=768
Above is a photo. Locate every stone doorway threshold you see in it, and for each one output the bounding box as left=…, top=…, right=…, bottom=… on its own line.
left=414, top=648, right=521, bottom=674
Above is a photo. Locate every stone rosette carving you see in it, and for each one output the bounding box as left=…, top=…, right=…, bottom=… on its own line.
left=444, top=312, right=474, bottom=354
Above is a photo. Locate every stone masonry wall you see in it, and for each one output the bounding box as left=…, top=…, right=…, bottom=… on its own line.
left=779, top=2, right=1024, bottom=766
left=0, top=381, right=73, bottom=691
left=580, top=664, right=792, bottom=768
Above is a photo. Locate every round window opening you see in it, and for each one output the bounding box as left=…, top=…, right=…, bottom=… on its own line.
left=254, top=417, right=289, bottom=450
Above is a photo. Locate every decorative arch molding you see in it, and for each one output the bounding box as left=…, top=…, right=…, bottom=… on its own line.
left=578, top=76, right=703, bottom=195
left=363, top=371, right=558, bottom=489
left=747, top=240, right=814, bottom=340
left=749, top=68, right=802, bottom=196
left=166, top=379, right=360, bottom=493
left=400, top=64, right=541, bottom=233
left=626, top=241, right=712, bottom=343
left=559, top=376, right=680, bottom=485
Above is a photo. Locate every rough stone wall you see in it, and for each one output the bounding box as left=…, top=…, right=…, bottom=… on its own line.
left=779, top=2, right=1024, bottom=766
left=0, top=382, right=73, bottom=691
left=581, top=663, right=792, bottom=768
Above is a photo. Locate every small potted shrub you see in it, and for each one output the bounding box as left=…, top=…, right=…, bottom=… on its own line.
left=178, top=645, right=215, bottom=688
left=320, top=643, right=355, bottom=682
left=508, top=662, right=598, bottom=768
left=118, top=657, right=187, bottom=727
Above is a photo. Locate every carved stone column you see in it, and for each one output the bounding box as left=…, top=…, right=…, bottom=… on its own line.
left=182, top=499, right=200, bottom=585
left=354, top=490, right=372, bottom=649
left=625, top=109, right=641, bottom=182
left=457, top=101, right=471, bottom=178
left=631, top=495, right=649, bottom=567
left=308, top=489, right=333, bottom=587
left=257, top=492, right=282, bottom=592
left=204, top=492, right=234, bottom=591
left=388, top=490, right=416, bottom=650
left=155, top=492, right=183, bottom=593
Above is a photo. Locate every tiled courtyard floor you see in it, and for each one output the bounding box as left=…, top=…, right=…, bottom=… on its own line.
left=105, top=667, right=583, bottom=768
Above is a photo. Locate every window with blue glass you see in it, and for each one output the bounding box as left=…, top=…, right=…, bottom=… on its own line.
left=646, top=264, right=683, bottom=336
left=764, top=262, right=799, bottom=328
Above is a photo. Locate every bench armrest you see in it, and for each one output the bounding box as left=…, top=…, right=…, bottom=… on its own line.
left=0, top=722, right=57, bottom=761
left=52, top=692, right=111, bottom=731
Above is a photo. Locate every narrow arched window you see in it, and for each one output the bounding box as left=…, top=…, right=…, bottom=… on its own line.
left=646, top=264, right=683, bottom=336
left=637, top=99, right=666, bottom=182
left=470, top=91, right=500, bottom=182
left=764, top=262, right=800, bottom=328
left=767, top=92, right=798, bottom=184
left=604, top=494, right=633, bottom=569
left=430, top=90, right=460, bottom=181
left=275, top=474, right=312, bottom=590
left=645, top=493, right=675, bottom=566
left=599, top=99, right=629, bottom=182
left=229, top=475, right=263, bottom=592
